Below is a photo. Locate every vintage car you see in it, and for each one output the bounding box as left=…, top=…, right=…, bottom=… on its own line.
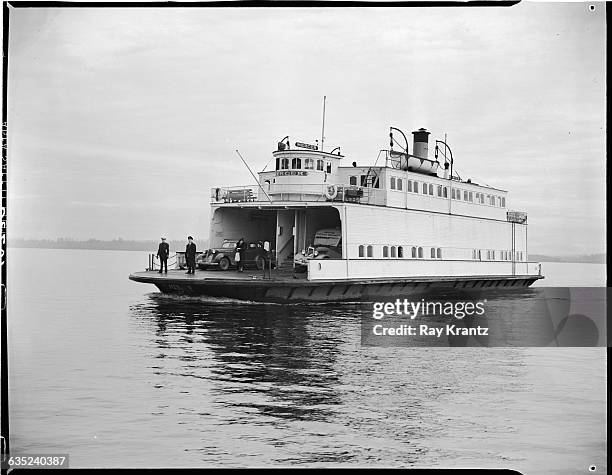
left=198, top=239, right=275, bottom=271
left=294, top=228, right=342, bottom=272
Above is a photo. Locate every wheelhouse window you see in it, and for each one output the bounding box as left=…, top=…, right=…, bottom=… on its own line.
left=350, top=176, right=357, bottom=186
left=275, top=157, right=280, bottom=170
left=317, top=159, right=324, bottom=171
left=291, top=157, right=302, bottom=169
left=281, top=158, right=289, bottom=169
left=304, top=158, right=314, bottom=170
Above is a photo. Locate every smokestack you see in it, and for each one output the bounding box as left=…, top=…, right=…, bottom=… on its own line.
left=412, top=128, right=430, bottom=159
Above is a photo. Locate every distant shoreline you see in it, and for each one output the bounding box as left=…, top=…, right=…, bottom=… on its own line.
left=8, top=239, right=209, bottom=253
left=6, top=240, right=604, bottom=264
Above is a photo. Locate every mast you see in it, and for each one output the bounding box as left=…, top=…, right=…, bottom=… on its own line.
left=320, top=95, right=326, bottom=152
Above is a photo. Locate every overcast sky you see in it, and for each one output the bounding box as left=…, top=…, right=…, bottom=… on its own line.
left=5, top=2, right=606, bottom=256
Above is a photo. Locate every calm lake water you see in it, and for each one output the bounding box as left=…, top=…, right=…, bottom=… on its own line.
left=7, top=249, right=607, bottom=473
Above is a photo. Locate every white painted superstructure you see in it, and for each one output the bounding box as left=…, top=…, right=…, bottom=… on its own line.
left=208, top=128, right=541, bottom=283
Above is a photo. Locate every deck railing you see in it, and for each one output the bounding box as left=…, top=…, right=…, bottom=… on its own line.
left=210, top=184, right=384, bottom=205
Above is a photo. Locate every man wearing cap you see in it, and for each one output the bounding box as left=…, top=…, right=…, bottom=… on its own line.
left=185, top=236, right=197, bottom=274
left=157, top=237, right=170, bottom=274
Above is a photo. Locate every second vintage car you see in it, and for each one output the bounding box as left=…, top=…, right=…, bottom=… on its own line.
left=294, top=228, right=342, bottom=273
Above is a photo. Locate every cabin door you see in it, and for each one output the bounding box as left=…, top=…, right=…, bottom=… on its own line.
left=276, top=210, right=295, bottom=267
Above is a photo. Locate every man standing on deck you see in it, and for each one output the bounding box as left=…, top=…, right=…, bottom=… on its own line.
left=157, top=237, right=169, bottom=273
left=185, top=236, right=197, bottom=274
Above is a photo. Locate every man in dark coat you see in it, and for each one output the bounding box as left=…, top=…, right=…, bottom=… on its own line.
left=157, top=237, right=170, bottom=273
left=235, top=237, right=246, bottom=272
left=185, top=236, right=197, bottom=274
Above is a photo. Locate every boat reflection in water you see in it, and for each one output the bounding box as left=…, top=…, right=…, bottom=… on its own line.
left=123, top=288, right=602, bottom=467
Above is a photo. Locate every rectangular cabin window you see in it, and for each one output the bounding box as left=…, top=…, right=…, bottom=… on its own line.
left=413, top=182, right=419, bottom=193
left=407, top=180, right=412, bottom=192
left=501, top=196, right=506, bottom=207
left=349, top=176, right=357, bottom=186
left=429, top=184, right=434, bottom=195
left=291, top=157, right=301, bottom=169
left=464, top=191, right=468, bottom=201
left=326, top=162, right=332, bottom=173
left=317, top=159, right=324, bottom=171
left=360, top=175, right=367, bottom=187
left=397, top=178, right=402, bottom=191
left=443, top=187, right=448, bottom=198
left=469, top=192, right=473, bottom=202
left=437, top=185, right=442, bottom=197
left=372, top=176, right=380, bottom=188
left=451, top=189, right=455, bottom=200
left=275, top=157, right=280, bottom=170
left=304, top=158, right=314, bottom=170
left=422, top=183, right=428, bottom=195
left=390, top=177, right=396, bottom=190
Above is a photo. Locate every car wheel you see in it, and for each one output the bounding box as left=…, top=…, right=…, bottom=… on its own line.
left=255, top=255, right=264, bottom=270
left=219, top=257, right=230, bottom=271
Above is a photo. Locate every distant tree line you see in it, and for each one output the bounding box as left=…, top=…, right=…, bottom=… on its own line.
left=529, top=253, right=605, bottom=264
left=8, top=237, right=209, bottom=252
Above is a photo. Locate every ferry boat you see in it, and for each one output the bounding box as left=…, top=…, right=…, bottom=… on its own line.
left=129, top=125, right=543, bottom=302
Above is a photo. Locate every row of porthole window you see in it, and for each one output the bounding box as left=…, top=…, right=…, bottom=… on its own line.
left=277, top=157, right=332, bottom=173
left=472, top=249, right=524, bottom=261
left=385, top=176, right=506, bottom=208
left=358, top=245, right=443, bottom=259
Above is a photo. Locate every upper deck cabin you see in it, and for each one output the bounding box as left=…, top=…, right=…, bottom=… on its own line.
left=210, top=128, right=527, bottom=224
